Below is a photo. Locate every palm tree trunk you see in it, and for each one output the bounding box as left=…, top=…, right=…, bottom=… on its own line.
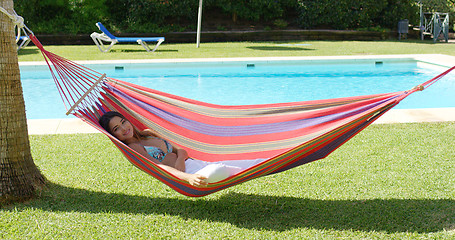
left=0, top=0, right=46, bottom=205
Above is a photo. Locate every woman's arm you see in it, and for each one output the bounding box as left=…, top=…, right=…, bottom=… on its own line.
left=140, top=128, right=188, bottom=171
left=157, top=164, right=207, bottom=187
left=129, top=142, right=206, bottom=187
left=173, top=147, right=188, bottom=172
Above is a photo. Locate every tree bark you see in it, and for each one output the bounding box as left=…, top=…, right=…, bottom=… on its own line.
left=0, top=0, right=46, bottom=205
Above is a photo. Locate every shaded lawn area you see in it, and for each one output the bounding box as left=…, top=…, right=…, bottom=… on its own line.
left=18, top=40, right=455, bottom=61
left=1, top=122, right=454, bottom=239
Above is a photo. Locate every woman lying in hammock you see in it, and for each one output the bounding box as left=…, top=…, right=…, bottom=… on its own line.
left=99, top=111, right=265, bottom=187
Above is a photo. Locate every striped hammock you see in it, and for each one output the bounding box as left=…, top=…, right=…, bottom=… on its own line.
left=29, top=35, right=454, bottom=197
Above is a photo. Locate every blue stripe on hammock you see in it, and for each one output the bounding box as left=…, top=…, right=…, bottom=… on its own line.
left=108, top=86, right=400, bottom=137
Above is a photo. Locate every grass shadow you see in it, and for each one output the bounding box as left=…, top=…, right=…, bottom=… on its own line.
left=5, top=182, right=453, bottom=233
left=111, top=49, right=178, bottom=53
left=380, top=39, right=448, bottom=45
left=247, top=46, right=315, bottom=51
left=153, top=49, right=178, bottom=52
left=17, top=48, right=40, bottom=55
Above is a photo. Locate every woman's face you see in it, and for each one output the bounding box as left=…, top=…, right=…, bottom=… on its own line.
left=108, top=116, right=134, bottom=142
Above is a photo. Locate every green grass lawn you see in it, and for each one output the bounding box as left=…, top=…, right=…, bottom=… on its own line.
left=2, top=40, right=455, bottom=239
left=1, top=123, right=454, bottom=239
left=18, top=39, right=455, bottom=61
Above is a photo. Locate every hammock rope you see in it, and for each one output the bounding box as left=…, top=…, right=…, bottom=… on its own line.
left=18, top=31, right=454, bottom=197
left=0, top=6, right=25, bottom=30
left=0, top=6, right=33, bottom=51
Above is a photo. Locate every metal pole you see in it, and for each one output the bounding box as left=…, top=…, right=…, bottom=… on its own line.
left=196, top=0, right=203, bottom=48
left=419, top=1, right=424, bottom=40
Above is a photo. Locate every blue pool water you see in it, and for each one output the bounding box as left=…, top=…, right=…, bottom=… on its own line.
left=20, top=59, right=455, bottom=119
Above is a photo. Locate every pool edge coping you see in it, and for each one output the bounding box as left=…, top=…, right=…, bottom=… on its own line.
left=19, top=54, right=455, bottom=68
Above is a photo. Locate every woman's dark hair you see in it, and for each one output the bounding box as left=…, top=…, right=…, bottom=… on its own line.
left=98, top=111, right=146, bottom=140
left=98, top=111, right=125, bottom=135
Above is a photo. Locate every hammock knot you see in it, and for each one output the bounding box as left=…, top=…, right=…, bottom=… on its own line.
left=0, top=7, right=33, bottom=36
left=0, top=7, right=21, bottom=26
left=13, top=15, right=25, bottom=28
left=412, top=85, right=425, bottom=91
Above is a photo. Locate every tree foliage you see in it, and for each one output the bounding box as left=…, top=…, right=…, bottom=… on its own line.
left=12, top=0, right=454, bottom=34
left=298, top=0, right=420, bottom=30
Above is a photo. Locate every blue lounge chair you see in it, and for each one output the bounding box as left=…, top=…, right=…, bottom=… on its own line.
left=15, top=24, right=31, bottom=51
left=90, top=22, right=165, bottom=52
left=16, top=36, right=30, bottom=51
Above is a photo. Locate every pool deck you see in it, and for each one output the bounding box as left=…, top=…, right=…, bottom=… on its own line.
left=25, top=54, right=455, bottom=135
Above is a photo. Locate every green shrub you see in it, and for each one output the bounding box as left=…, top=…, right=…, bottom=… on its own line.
left=297, top=0, right=419, bottom=30
left=274, top=19, right=289, bottom=29
left=205, top=0, right=285, bottom=22
left=13, top=0, right=106, bottom=34
left=104, top=0, right=198, bottom=33
left=12, top=0, right=431, bottom=34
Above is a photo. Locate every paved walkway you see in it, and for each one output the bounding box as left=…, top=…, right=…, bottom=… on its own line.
left=25, top=54, right=455, bottom=135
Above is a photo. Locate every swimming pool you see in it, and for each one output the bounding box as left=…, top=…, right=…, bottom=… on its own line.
left=20, top=57, right=455, bottom=119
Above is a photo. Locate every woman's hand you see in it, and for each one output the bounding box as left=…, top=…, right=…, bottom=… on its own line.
left=188, top=174, right=208, bottom=187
